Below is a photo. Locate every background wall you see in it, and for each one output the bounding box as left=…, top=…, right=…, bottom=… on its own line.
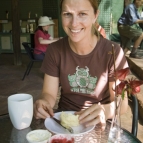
left=97, top=0, right=112, bottom=39
left=43, top=0, right=58, bottom=19
left=0, top=0, right=59, bottom=36
left=0, top=0, right=43, bottom=20
left=20, top=0, right=43, bottom=20
left=111, top=0, right=124, bottom=34
left=0, top=0, right=11, bottom=20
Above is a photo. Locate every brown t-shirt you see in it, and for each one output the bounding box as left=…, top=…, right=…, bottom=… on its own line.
left=41, top=36, right=128, bottom=111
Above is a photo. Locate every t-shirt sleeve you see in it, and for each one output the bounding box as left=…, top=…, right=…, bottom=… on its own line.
left=40, top=43, right=60, bottom=77
left=108, top=44, right=129, bottom=82
left=36, top=30, right=50, bottom=39
left=47, top=33, right=51, bottom=39
left=36, top=30, right=44, bottom=38
left=128, top=5, right=139, bottom=25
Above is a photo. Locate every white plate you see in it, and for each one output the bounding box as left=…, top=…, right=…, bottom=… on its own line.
left=44, top=111, right=95, bottom=135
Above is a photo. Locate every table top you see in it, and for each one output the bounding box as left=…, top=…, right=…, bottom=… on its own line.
left=0, top=114, right=141, bottom=143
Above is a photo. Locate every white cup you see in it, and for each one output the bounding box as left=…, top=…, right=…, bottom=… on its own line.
left=8, top=93, right=33, bottom=130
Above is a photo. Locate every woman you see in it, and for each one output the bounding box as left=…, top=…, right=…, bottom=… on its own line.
left=34, top=16, right=59, bottom=60
left=34, top=0, right=128, bottom=131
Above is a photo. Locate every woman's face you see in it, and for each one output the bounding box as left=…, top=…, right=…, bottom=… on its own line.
left=42, top=25, right=50, bottom=31
left=61, top=0, right=97, bottom=43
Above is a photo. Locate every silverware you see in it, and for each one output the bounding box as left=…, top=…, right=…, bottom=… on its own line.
left=52, top=117, right=74, bottom=133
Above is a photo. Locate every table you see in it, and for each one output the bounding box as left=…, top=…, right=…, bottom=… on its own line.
left=0, top=114, right=141, bottom=143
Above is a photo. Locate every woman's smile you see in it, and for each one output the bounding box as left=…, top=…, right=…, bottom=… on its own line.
left=69, top=28, right=83, bottom=36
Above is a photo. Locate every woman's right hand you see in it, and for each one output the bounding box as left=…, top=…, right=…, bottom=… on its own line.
left=34, top=99, right=54, bottom=119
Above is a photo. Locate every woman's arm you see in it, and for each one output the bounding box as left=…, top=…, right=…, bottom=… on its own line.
left=34, top=74, right=59, bottom=119
left=76, top=81, right=128, bottom=131
left=41, top=74, right=59, bottom=107
left=38, top=37, right=59, bottom=45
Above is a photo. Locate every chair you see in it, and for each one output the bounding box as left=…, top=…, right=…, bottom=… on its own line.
left=109, top=94, right=138, bottom=137
left=122, top=94, right=138, bottom=137
left=109, top=33, right=121, bottom=45
left=22, top=42, right=43, bottom=80
left=131, top=94, right=138, bottom=137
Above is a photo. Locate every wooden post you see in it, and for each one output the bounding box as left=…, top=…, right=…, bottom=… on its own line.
left=57, top=0, right=66, bottom=37
left=11, top=0, right=22, bottom=65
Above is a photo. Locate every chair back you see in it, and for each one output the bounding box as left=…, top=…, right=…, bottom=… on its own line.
left=131, top=94, right=138, bottom=137
left=22, top=42, right=34, bottom=60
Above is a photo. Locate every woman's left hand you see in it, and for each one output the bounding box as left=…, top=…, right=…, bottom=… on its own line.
left=75, top=103, right=106, bottom=131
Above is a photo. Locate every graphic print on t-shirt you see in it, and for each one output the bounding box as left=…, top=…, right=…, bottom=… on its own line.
left=68, top=66, right=98, bottom=94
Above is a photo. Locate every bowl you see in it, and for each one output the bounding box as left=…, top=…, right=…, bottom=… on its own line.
left=49, top=134, right=75, bottom=143
left=26, top=129, right=52, bottom=143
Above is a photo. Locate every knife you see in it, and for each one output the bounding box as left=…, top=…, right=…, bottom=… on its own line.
left=52, top=117, right=74, bottom=133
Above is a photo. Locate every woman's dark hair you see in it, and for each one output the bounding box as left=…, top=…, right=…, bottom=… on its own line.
left=34, top=26, right=48, bottom=34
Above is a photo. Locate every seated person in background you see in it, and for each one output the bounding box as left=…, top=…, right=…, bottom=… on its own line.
left=34, top=0, right=128, bottom=131
left=117, top=0, right=143, bottom=59
left=34, top=16, right=59, bottom=60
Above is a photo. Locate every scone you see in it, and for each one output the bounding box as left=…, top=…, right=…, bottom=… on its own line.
left=60, top=112, right=79, bottom=128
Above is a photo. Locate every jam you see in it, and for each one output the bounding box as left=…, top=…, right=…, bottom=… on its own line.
left=51, top=137, right=75, bottom=143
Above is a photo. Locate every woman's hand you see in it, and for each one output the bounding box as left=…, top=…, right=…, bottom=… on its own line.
left=49, top=36, right=54, bottom=40
left=75, top=103, right=106, bottom=131
left=34, top=99, right=54, bottom=119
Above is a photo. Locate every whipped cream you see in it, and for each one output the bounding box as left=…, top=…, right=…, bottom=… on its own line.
left=26, top=129, right=51, bottom=143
